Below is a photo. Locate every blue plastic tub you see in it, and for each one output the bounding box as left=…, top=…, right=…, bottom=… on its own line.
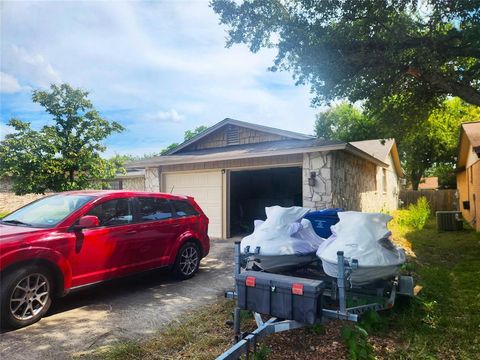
left=304, top=208, right=344, bottom=238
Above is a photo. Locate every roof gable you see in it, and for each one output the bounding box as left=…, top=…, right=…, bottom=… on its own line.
left=166, top=118, right=313, bottom=155
left=350, top=139, right=404, bottom=177
left=457, top=121, right=480, bottom=168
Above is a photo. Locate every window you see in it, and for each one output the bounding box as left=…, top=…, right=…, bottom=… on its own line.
left=137, top=197, right=173, bottom=221
left=87, top=198, right=133, bottom=227
left=171, top=200, right=199, bottom=217
left=106, top=180, right=123, bottom=190
left=382, top=168, right=387, bottom=193
left=1, top=194, right=94, bottom=228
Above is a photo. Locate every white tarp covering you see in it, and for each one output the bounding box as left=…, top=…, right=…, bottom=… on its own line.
left=241, top=206, right=325, bottom=256
left=317, top=211, right=406, bottom=284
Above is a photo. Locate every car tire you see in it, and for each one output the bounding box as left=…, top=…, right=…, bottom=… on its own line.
left=0, top=265, right=53, bottom=329
left=172, top=242, right=201, bottom=280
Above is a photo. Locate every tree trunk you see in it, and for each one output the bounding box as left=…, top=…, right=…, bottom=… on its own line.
left=411, top=172, right=423, bottom=191
left=411, top=180, right=420, bottom=191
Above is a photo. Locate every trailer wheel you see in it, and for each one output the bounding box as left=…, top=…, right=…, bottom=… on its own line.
left=172, top=242, right=200, bottom=280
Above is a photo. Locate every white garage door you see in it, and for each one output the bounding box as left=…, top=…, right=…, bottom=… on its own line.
left=163, top=171, right=222, bottom=238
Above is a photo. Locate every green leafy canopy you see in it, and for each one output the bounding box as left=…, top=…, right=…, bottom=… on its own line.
left=211, top=0, right=480, bottom=119
left=160, top=125, right=208, bottom=155
left=315, top=98, right=480, bottom=189
left=0, top=84, right=124, bottom=195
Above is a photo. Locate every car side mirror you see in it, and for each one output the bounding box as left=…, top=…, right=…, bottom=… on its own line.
left=75, top=215, right=99, bottom=231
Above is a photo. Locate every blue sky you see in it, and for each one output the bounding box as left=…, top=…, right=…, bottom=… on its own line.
left=0, top=0, right=320, bottom=156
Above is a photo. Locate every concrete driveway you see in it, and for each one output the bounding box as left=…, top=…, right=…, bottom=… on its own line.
left=0, top=239, right=235, bottom=360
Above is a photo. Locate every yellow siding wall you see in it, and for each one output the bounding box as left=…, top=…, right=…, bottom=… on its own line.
left=457, top=159, right=480, bottom=231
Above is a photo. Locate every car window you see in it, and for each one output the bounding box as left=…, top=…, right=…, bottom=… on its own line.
left=87, top=198, right=133, bottom=227
left=137, top=197, right=173, bottom=221
left=171, top=200, right=198, bottom=217
left=1, top=194, right=94, bottom=228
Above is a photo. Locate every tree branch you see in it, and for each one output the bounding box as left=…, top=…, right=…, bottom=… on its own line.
left=407, top=67, right=480, bottom=106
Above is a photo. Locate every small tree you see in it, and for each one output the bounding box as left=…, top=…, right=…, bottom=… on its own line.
left=0, top=84, right=124, bottom=194
left=160, top=125, right=209, bottom=155
left=315, top=102, right=382, bottom=141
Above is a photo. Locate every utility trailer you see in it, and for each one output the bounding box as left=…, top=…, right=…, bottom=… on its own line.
left=216, top=242, right=415, bottom=360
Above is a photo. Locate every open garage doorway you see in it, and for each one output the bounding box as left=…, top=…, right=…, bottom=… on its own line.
left=229, top=167, right=302, bottom=236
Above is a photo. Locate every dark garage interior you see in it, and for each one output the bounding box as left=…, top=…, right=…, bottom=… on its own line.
left=229, top=167, right=303, bottom=236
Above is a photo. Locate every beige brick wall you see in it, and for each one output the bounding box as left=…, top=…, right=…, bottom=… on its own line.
left=0, top=193, right=47, bottom=214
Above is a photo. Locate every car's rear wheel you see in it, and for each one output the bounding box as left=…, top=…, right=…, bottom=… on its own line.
left=0, top=265, right=53, bottom=329
left=173, top=242, right=200, bottom=280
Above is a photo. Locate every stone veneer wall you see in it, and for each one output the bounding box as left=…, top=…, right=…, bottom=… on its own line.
left=121, top=177, right=146, bottom=191
left=330, top=151, right=376, bottom=211
left=330, top=151, right=399, bottom=212
left=145, top=168, right=160, bottom=192
left=302, top=152, right=333, bottom=209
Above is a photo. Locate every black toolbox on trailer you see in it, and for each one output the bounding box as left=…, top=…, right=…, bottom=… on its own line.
left=236, top=271, right=325, bottom=325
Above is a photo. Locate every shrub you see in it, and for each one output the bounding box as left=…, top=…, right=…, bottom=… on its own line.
left=341, top=324, right=375, bottom=360
left=397, top=197, right=431, bottom=230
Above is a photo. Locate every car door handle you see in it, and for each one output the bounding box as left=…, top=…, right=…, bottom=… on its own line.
left=126, top=230, right=138, bottom=234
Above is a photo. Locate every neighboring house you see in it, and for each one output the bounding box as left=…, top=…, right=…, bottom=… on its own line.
left=109, top=169, right=146, bottom=190
left=418, top=177, right=439, bottom=190
left=126, top=118, right=404, bottom=238
left=456, top=121, right=480, bottom=231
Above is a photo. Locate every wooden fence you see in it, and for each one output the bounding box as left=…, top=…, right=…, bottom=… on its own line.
left=399, top=189, right=458, bottom=212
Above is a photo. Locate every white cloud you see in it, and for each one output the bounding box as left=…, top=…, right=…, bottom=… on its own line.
left=146, top=109, right=185, bottom=123
left=1, top=0, right=318, bottom=155
left=0, top=72, right=22, bottom=93
left=0, top=122, right=14, bottom=140
left=1, top=45, right=61, bottom=88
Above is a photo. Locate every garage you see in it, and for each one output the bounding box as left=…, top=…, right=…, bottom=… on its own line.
left=163, top=171, right=223, bottom=238
left=229, top=167, right=302, bottom=236
left=127, top=119, right=400, bottom=240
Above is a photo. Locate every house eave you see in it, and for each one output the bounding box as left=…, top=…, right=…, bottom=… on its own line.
left=127, top=142, right=389, bottom=169
left=166, top=118, right=314, bottom=155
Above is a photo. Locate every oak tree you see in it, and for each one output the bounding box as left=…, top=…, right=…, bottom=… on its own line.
left=212, top=0, right=480, bottom=118
left=0, top=84, right=124, bottom=194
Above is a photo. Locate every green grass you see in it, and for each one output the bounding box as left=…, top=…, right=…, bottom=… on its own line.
left=383, top=216, right=480, bottom=359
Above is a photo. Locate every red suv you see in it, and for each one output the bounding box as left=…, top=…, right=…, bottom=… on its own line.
left=0, top=191, right=210, bottom=329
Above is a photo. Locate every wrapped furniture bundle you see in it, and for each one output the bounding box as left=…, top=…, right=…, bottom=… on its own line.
left=240, top=206, right=325, bottom=272
left=240, top=206, right=406, bottom=283
left=317, top=212, right=406, bottom=285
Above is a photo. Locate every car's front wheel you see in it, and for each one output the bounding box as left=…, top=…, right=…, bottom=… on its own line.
left=0, top=265, right=53, bottom=329
left=172, top=242, right=200, bottom=280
